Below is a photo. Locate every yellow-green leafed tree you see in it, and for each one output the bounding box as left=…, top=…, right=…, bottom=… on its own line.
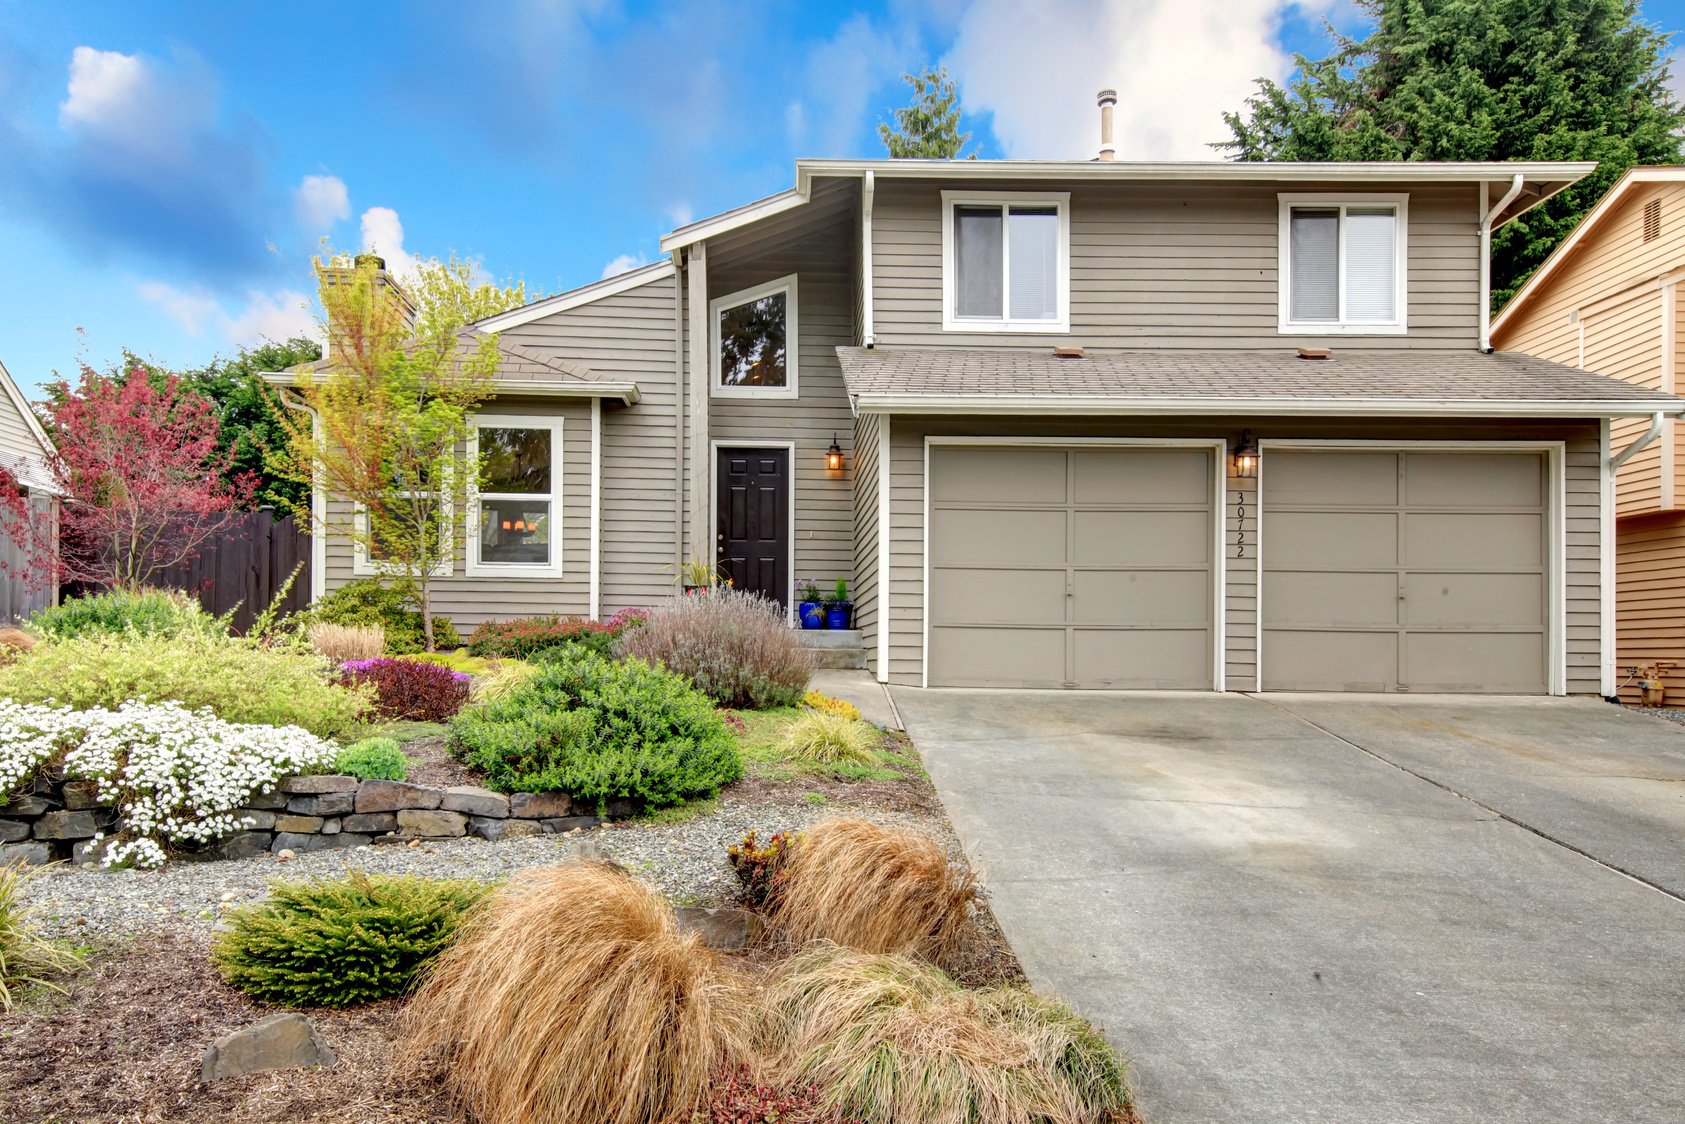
left=274, top=252, right=535, bottom=650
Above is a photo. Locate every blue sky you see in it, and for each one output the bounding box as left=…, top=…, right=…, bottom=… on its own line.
left=1, top=0, right=1682, bottom=394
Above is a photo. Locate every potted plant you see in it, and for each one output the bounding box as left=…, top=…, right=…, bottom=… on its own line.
left=824, top=577, right=852, bottom=631
left=797, top=579, right=826, bottom=629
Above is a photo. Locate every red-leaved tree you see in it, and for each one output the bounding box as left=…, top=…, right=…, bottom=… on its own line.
left=0, top=366, right=256, bottom=592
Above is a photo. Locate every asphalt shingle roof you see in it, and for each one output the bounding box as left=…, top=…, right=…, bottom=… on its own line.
left=836, top=347, right=1683, bottom=408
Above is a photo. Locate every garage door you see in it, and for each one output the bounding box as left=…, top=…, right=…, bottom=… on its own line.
left=1261, top=450, right=1549, bottom=693
left=928, top=445, right=1215, bottom=689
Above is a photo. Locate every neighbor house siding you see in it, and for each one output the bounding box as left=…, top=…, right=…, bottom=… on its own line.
left=881, top=415, right=1601, bottom=694
left=499, top=275, right=682, bottom=611
left=851, top=411, right=882, bottom=675
left=0, top=387, right=42, bottom=469
left=1615, top=511, right=1685, bottom=700
left=871, top=179, right=1480, bottom=351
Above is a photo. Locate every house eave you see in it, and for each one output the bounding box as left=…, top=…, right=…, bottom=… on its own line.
left=260, top=371, right=641, bottom=406
left=849, top=393, right=1684, bottom=419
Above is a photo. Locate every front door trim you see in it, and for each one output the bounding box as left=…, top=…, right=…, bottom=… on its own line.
left=921, top=436, right=1228, bottom=691
left=1257, top=439, right=1567, bottom=696
left=710, top=439, right=796, bottom=618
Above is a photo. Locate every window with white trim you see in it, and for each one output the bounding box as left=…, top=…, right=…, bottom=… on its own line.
left=352, top=493, right=453, bottom=578
left=711, top=275, right=797, bottom=398
left=468, top=418, right=563, bottom=577
left=1278, top=194, right=1407, bottom=334
left=942, top=191, right=1070, bottom=333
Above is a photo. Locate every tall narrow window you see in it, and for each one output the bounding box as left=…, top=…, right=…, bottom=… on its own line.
left=711, top=275, right=798, bottom=398
left=943, top=192, right=1070, bottom=332
left=468, top=419, right=562, bottom=576
left=1280, top=196, right=1407, bottom=333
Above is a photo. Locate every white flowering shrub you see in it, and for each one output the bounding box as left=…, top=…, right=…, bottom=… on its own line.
left=0, top=698, right=338, bottom=868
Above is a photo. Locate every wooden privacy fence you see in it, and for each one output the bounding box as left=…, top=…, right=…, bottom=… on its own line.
left=62, top=510, right=312, bottom=633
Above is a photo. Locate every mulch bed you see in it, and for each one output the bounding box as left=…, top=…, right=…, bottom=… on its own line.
left=400, top=736, right=481, bottom=789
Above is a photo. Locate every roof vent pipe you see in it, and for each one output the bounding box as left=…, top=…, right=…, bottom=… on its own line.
left=1097, top=89, right=1117, bottom=161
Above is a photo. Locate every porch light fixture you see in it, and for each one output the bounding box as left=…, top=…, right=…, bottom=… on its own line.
left=826, top=435, right=845, bottom=472
left=1232, top=429, right=1259, bottom=478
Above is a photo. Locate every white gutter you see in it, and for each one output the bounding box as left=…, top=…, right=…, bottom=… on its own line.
left=1480, top=173, right=1526, bottom=352
left=795, top=158, right=1597, bottom=187
left=850, top=393, right=1685, bottom=420
left=259, top=372, right=641, bottom=406
left=1610, top=411, right=1666, bottom=469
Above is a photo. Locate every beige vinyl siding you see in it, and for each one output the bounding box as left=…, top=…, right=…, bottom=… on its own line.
left=883, top=416, right=1602, bottom=694
left=1226, top=472, right=1259, bottom=689
left=852, top=412, right=882, bottom=675
left=321, top=397, right=592, bottom=630
left=872, top=180, right=1479, bottom=350
left=1615, top=512, right=1685, bottom=701
left=498, top=276, right=681, bottom=611
left=704, top=179, right=858, bottom=599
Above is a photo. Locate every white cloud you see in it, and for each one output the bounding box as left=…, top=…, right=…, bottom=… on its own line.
left=1667, top=48, right=1685, bottom=106
left=601, top=253, right=648, bottom=279
left=294, top=174, right=350, bottom=232
left=795, top=14, right=909, bottom=155
left=139, top=282, right=317, bottom=346
left=945, top=0, right=1331, bottom=160
left=58, top=45, right=213, bottom=159
left=359, top=205, right=416, bottom=278
left=665, top=202, right=694, bottom=229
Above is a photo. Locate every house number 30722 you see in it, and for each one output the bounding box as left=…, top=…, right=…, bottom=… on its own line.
left=1235, top=494, right=1248, bottom=558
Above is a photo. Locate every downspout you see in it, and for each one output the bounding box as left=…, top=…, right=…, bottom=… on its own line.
left=1611, top=411, right=1665, bottom=470
left=278, top=389, right=327, bottom=603
left=1480, top=174, right=1525, bottom=352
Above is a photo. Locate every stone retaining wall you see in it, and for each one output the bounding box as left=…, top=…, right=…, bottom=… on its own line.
left=0, top=774, right=624, bottom=866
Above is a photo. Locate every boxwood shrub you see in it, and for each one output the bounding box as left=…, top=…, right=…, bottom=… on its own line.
left=446, top=650, right=741, bottom=807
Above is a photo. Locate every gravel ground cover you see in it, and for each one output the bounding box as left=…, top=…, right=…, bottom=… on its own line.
left=1620, top=703, right=1685, bottom=726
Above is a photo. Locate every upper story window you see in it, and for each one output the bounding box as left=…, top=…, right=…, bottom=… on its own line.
left=712, top=275, right=798, bottom=399
left=942, top=191, right=1071, bottom=333
left=1278, top=194, right=1408, bottom=335
left=467, top=417, right=562, bottom=577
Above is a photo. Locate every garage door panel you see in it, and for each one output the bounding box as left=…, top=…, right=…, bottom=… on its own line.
left=1264, top=571, right=1397, bottom=628
left=930, top=627, right=1067, bottom=688
left=931, top=568, right=1066, bottom=625
left=932, top=447, right=1066, bottom=504
left=1073, top=569, right=1208, bottom=625
left=1404, top=513, right=1543, bottom=568
left=1404, top=633, right=1546, bottom=693
left=1072, top=449, right=1209, bottom=505
left=1266, top=451, right=1399, bottom=506
left=1073, top=509, right=1210, bottom=566
left=1074, top=628, right=1210, bottom=689
left=1262, top=630, right=1397, bottom=691
left=931, top=508, right=1066, bottom=566
left=1403, top=573, right=1545, bottom=628
left=1266, top=512, right=1398, bottom=568
left=1405, top=453, right=1543, bottom=507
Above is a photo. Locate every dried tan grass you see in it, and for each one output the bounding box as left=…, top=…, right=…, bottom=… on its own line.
left=0, top=626, right=36, bottom=652
left=770, top=817, right=976, bottom=967
left=402, top=861, right=755, bottom=1124
left=764, top=943, right=1132, bottom=1124
left=308, top=621, right=385, bottom=662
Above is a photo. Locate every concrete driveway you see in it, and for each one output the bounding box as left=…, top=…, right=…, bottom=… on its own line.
left=891, top=690, right=1685, bottom=1124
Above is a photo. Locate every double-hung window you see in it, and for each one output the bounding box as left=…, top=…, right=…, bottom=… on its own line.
left=1278, top=194, right=1408, bottom=334
left=942, top=191, right=1070, bottom=332
left=711, top=275, right=798, bottom=398
left=467, top=417, right=562, bottom=577
left=353, top=490, right=453, bottom=578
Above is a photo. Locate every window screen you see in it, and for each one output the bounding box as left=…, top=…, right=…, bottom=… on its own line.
left=954, top=205, right=1004, bottom=318
left=1289, top=208, right=1340, bottom=321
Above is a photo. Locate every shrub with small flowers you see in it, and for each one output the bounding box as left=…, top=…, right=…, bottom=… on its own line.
left=0, top=698, right=338, bottom=868
left=465, top=608, right=650, bottom=662
left=338, top=658, right=472, bottom=723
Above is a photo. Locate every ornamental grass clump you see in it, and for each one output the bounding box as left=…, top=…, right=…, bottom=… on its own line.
left=770, top=818, right=975, bottom=967
left=307, top=621, right=385, bottom=663
left=403, top=861, right=754, bottom=1124
left=765, top=944, right=1132, bottom=1124
left=785, top=711, right=880, bottom=767
left=296, top=578, right=459, bottom=654
left=212, top=871, right=491, bottom=1007
left=619, top=588, right=813, bottom=709
left=340, top=657, right=472, bottom=722
left=446, top=650, right=741, bottom=806
left=0, top=862, right=85, bottom=1012
left=0, top=698, right=339, bottom=867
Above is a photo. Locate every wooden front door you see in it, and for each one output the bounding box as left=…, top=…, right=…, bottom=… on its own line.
left=716, top=447, right=790, bottom=605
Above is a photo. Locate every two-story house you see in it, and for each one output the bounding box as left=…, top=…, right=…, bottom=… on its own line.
left=271, top=142, right=1685, bottom=697
left=1492, top=166, right=1685, bottom=702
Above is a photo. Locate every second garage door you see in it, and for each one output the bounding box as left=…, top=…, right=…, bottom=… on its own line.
left=1261, top=449, right=1550, bottom=693
left=927, top=444, right=1216, bottom=689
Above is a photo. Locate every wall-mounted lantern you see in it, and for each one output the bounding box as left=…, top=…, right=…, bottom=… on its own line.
left=1232, top=429, right=1259, bottom=478
left=826, top=435, right=845, bottom=472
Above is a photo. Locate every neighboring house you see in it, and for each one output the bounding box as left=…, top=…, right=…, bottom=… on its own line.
left=271, top=141, right=1685, bottom=696
left=0, top=357, right=58, bottom=621
left=1492, top=166, right=1685, bottom=702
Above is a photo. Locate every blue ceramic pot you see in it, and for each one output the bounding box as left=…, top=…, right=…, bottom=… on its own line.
left=826, top=603, right=852, bottom=631
left=799, top=601, right=825, bottom=629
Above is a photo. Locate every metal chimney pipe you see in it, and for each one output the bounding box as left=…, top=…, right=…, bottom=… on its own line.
left=1097, top=88, right=1117, bottom=161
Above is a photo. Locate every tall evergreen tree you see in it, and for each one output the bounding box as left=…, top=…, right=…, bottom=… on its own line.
left=879, top=67, right=979, bottom=159
left=1218, top=0, right=1685, bottom=308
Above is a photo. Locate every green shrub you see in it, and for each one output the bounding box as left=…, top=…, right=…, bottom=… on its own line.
left=447, top=650, right=742, bottom=807
left=618, top=589, right=812, bottom=709
left=296, top=578, right=459, bottom=654
left=212, top=871, right=491, bottom=1007
left=29, top=589, right=225, bottom=641
left=0, top=632, right=371, bottom=739
left=334, top=736, right=408, bottom=781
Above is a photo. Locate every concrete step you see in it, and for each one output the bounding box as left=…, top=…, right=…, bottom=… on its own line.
left=796, top=628, right=865, bottom=670
left=796, top=628, right=862, bottom=648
